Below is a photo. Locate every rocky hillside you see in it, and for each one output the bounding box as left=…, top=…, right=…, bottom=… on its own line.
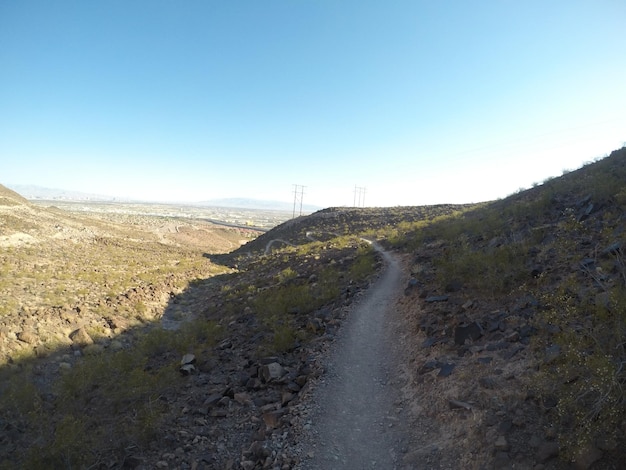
left=227, top=204, right=476, bottom=260
left=1, top=186, right=445, bottom=468
left=1, top=146, right=625, bottom=469
left=0, top=185, right=29, bottom=206
left=385, top=146, right=626, bottom=469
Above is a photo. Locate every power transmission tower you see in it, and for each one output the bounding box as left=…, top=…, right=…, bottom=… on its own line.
left=292, top=184, right=306, bottom=218
left=353, top=186, right=366, bottom=207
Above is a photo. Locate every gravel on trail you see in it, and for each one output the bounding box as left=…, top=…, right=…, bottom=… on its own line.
left=296, top=245, right=413, bottom=470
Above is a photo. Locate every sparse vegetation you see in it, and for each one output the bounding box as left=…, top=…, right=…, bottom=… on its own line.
left=381, top=147, right=626, bottom=467
left=1, top=186, right=399, bottom=467
left=2, top=146, right=626, bottom=468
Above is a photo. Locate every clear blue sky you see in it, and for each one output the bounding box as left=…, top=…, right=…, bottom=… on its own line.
left=1, top=1, right=625, bottom=207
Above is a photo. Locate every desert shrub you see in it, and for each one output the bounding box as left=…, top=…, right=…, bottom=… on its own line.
left=1, top=319, right=221, bottom=467
left=535, top=283, right=626, bottom=460
left=349, top=244, right=377, bottom=281
left=137, top=320, right=221, bottom=357
left=254, top=284, right=313, bottom=318
left=0, top=371, right=42, bottom=417
left=276, top=267, right=297, bottom=283
left=270, top=324, right=298, bottom=353
left=434, top=238, right=528, bottom=296
left=26, top=415, right=90, bottom=469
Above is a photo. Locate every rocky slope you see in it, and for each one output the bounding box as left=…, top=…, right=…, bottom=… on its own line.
left=2, top=146, right=625, bottom=469
left=385, top=147, right=626, bottom=469
left=0, top=186, right=411, bottom=468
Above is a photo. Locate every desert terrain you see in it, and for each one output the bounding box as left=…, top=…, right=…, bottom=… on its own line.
left=1, top=146, right=626, bottom=470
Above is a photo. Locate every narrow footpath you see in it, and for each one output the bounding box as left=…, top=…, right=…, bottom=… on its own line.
left=297, top=245, right=412, bottom=470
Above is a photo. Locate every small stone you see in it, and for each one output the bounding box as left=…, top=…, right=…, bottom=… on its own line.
left=505, top=330, right=520, bottom=342
left=454, top=321, right=483, bottom=345
left=448, top=399, right=472, bottom=410
left=494, top=435, right=509, bottom=451
left=247, top=441, right=269, bottom=460
left=286, top=381, right=301, bottom=392
left=240, top=460, right=255, bottom=470
left=262, top=410, right=285, bottom=429
left=307, top=318, right=323, bottom=333
left=204, top=393, right=223, bottom=407
left=437, top=363, right=455, bottom=378
left=245, top=378, right=262, bottom=390
left=180, top=364, right=196, bottom=375
left=234, top=392, right=253, bottom=406
left=281, top=391, right=294, bottom=405
left=180, top=353, right=196, bottom=365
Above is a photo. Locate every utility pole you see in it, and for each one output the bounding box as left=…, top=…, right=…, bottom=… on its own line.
left=292, top=184, right=306, bottom=218
left=353, top=186, right=366, bottom=208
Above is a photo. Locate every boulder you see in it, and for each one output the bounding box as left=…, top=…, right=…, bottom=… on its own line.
left=454, top=321, right=483, bottom=345
left=180, top=353, right=196, bottom=366
left=260, top=362, right=284, bottom=382
left=179, top=364, right=196, bottom=375
left=494, top=435, right=509, bottom=451
left=262, top=409, right=285, bottom=429
left=17, top=330, right=38, bottom=344
left=179, top=354, right=197, bottom=375
left=69, top=327, right=93, bottom=346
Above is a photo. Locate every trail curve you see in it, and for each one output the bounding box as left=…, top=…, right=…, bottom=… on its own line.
left=297, top=243, right=411, bottom=470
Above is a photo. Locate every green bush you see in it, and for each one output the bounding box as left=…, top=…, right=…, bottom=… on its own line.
left=349, top=244, right=377, bottom=281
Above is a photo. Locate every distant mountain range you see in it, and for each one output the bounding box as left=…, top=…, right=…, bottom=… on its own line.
left=6, top=185, right=321, bottom=212
left=6, top=185, right=128, bottom=202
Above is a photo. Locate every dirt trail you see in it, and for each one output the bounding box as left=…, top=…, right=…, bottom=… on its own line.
left=297, top=245, right=413, bottom=469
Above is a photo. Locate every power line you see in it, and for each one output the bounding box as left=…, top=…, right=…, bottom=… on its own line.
left=292, top=184, right=306, bottom=218
left=354, top=186, right=366, bottom=208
